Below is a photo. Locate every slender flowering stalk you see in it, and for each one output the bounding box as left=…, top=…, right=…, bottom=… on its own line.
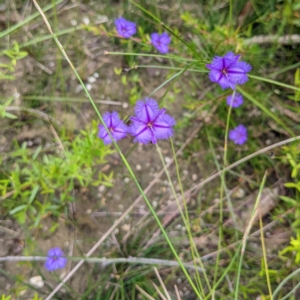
left=130, top=98, right=176, bottom=144
left=229, top=124, right=248, bottom=145
left=114, top=17, right=137, bottom=38
left=98, top=111, right=128, bottom=144
left=45, top=247, right=67, bottom=271
left=151, top=32, right=171, bottom=54
left=226, top=93, right=244, bottom=108
left=206, top=52, right=252, bottom=89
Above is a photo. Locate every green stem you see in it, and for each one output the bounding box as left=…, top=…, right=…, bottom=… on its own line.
left=229, top=0, right=233, bottom=31
left=213, top=90, right=235, bottom=286
left=273, top=267, right=300, bottom=299
left=157, top=142, right=210, bottom=297
left=234, top=171, right=268, bottom=299
left=248, top=74, right=300, bottom=92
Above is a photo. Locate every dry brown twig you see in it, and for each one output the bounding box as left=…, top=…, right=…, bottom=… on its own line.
left=174, top=284, right=182, bottom=300
left=154, top=267, right=172, bottom=300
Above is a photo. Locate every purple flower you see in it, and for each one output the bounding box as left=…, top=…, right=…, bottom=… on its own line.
left=229, top=124, right=248, bottom=145
left=98, top=111, right=128, bottom=145
left=114, top=17, right=137, bottom=38
left=226, top=93, right=244, bottom=108
left=206, top=52, right=252, bottom=89
left=151, top=32, right=171, bottom=54
left=45, top=247, right=67, bottom=271
left=130, top=98, right=175, bottom=144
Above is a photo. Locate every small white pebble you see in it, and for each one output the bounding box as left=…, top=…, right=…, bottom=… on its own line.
left=192, top=174, right=197, bottom=181
left=136, top=164, right=142, bottom=171
left=124, top=177, right=130, bottom=184
left=98, top=185, right=105, bottom=192
left=114, top=228, right=119, bottom=235
left=122, top=102, right=128, bottom=109
left=122, top=224, right=130, bottom=231
left=96, top=15, right=108, bottom=23
left=86, top=83, right=92, bottom=91
left=75, top=84, right=83, bottom=93
left=93, top=72, right=99, bottom=78
left=70, top=19, right=77, bottom=26
left=86, top=209, right=92, bottom=214
left=183, top=170, right=188, bottom=176
left=19, top=290, right=27, bottom=296
left=177, top=278, right=182, bottom=284
left=152, top=200, right=158, bottom=209
left=164, top=156, right=171, bottom=164
left=175, top=224, right=182, bottom=230
left=87, top=76, right=97, bottom=83
left=29, top=276, right=44, bottom=289
left=233, top=188, right=245, bottom=199
left=274, top=89, right=280, bottom=95
left=265, top=139, right=271, bottom=145
left=27, top=141, right=33, bottom=147
left=14, top=92, right=20, bottom=100
left=82, top=16, right=90, bottom=25
left=213, top=198, right=219, bottom=204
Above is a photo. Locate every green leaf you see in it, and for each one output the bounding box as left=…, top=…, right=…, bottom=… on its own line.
left=10, top=204, right=27, bottom=215
left=28, top=185, right=39, bottom=204
left=32, top=145, right=42, bottom=160
left=4, top=112, right=17, bottom=119
left=279, top=195, right=298, bottom=205
left=114, top=67, right=122, bottom=75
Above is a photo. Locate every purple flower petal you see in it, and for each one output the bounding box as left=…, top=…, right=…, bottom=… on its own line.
left=98, top=111, right=128, bottom=144
left=129, top=98, right=176, bottom=144
left=134, top=98, right=160, bottom=122
left=45, top=247, right=67, bottom=271
left=226, top=93, right=244, bottom=108
left=151, top=32, right=171, bottom=54
left=114, top=17, right=136, bottom=38
left=130, top=123, right=153, bottom=144
left=229, top=124, right=248, bottom=145
left=153, top=114, right=176, bottom=139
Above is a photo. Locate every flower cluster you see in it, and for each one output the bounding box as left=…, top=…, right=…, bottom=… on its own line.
left=207, top=52, right=252, bottom=145
left=98, top=98, right=175, bottom=145
left=114, top=17, right=171, bottom=54
left=45, top=247, right=67, bottom=271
